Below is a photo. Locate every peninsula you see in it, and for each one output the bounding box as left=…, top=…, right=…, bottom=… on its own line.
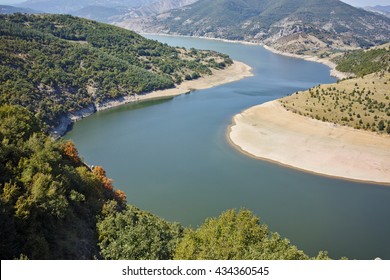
left=229, top=47, right=390, bottom=184
left=229, top=100, right=390, bottom=184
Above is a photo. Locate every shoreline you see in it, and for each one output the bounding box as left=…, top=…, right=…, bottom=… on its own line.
left=141, top=32, right=353, bottom=80
left=51, top=60, right=253, bottom=138
left=228, top=100, right=390, bottom=185
left=261, top=45, right=354, bottom=80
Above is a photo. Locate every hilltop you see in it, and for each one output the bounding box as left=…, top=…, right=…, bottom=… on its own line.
left=280, top=45, right=390, bottom=134
left=280, top=72, right=390, bottom=134
left=17, top=0, right=156, bottom=14
left=0, top=13, right=233, bottom=133
left=16, top=0, right=197, bottom=23
left=0, top=5, right=39, bottom=14
left=364, top=5, right=390, bottom=18
left=119, top=0, right=390, bottom=55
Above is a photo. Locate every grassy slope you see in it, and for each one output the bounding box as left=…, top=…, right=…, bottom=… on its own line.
left=280, top=72, right=390, bottom=133
left=280, top=45, right=390, bottom=133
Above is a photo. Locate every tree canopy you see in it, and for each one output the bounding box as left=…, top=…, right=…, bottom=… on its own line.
left=174, top=209, right=310, bottom=260
left=0, top=105, right=126, bottom=259
left=97, top=203, right=183, bottom=260
left=335, top=47, right=390, bottom=76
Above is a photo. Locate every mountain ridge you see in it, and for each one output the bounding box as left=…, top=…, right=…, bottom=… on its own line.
left=17, top=0, right=197, bottom=23
left=118, top=0, right=390, bottom=55
left=17, top=0, right=156, bottom=14
left=0, top=4, right=39, bottom=14
left=364, top=5, right=390, bottom=18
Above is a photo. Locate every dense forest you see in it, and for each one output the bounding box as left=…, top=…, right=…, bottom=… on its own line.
left=0, top=104, right=333, bottom=260
left=335, top=45, right=390, bottom=76
left=0, top=105, right=127, bottom=259
left=0, top=13, right=232, bottom=128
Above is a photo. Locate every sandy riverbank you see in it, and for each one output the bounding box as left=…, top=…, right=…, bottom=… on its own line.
left=134, top=60, right=253, bottom=102
left=51, top=60, right=252, bottom=137
left=262, top=45, right=354, bottom=80
left=228, top=100, right=390, bottom=184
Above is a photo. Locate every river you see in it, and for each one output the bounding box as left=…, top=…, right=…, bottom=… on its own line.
left=65, top=35, right=390, bottom=260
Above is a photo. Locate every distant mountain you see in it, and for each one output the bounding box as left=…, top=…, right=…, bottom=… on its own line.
left=119, top=0, right=390, bottom=55
left=71, top=0, right=197, bottom=23
left=18, top=0, right=156, bottom=14
left=114, top=0, right=198, bottom=22
left=0, top=5, right=39, bottom=14
left=18, top=0, right=197, bottom=23
left=364, top=5, right=390, bottom=18
left=374, top=5, right=390, bottom=12
left=71, top=5, right=127, bottom=23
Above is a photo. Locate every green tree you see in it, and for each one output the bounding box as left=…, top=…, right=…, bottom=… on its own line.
left=0, top=105, right=119, bottom=259
left=97, top=203, right=183, bottom=260
left=378, top=120, right=385, bottom=131
left=174, top=209, right=308, bottom=260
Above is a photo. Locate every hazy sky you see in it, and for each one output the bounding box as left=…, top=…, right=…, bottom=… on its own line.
left=341, top=0, right=390, bottom=6
left=0, top=0, right=389, bottom=7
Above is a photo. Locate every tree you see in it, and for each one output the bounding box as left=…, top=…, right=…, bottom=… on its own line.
left=62, top=141, right=81, bottom=164
left=174, top=209, right=308, bottom=260
left=92, top=166, right=113, bottom=191
left=97, top=204, right=183, bottom=260
left=0, top=105, right=113, bottom=259
left=114, top=189, right=127, bottom=203
left=378, top=120, right=385, bottom=131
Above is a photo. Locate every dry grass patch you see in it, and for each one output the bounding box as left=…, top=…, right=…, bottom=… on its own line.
left=280, top=72, right=390, bottom=133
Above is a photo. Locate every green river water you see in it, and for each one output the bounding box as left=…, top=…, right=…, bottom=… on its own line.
left=65, top=35, right=390, bottom=259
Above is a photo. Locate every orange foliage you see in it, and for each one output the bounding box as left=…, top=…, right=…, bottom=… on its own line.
left=114, top=189, right=127, bottom=203
left=92, top=166, right=113, bottom=192
left=62, top=141, right=80, bottom=164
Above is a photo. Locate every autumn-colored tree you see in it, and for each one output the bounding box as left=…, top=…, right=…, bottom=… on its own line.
left=62, top=141, right=80, bottom=164
left=114, top=189, right=127, bottom=203
left=93, top=166, right=114, bottom=192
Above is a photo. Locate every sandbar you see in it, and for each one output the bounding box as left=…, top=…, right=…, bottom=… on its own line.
left=228, top=100, right=390, bottom=184
left=136, top=60, right=253, bottom=102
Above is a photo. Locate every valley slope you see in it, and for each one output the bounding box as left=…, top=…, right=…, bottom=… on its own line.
left=118, top=0, right=390, bottom=56
left=0, top=13, right=237, bottom=135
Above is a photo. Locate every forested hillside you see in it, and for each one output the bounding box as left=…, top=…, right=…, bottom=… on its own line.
left=0, top=14, right=232, bottom=129
left=120, top=0, right=390, bottom=55
left=0, top=105, right=127, bottom=259
left=335, top=45, right=390, bottom=77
